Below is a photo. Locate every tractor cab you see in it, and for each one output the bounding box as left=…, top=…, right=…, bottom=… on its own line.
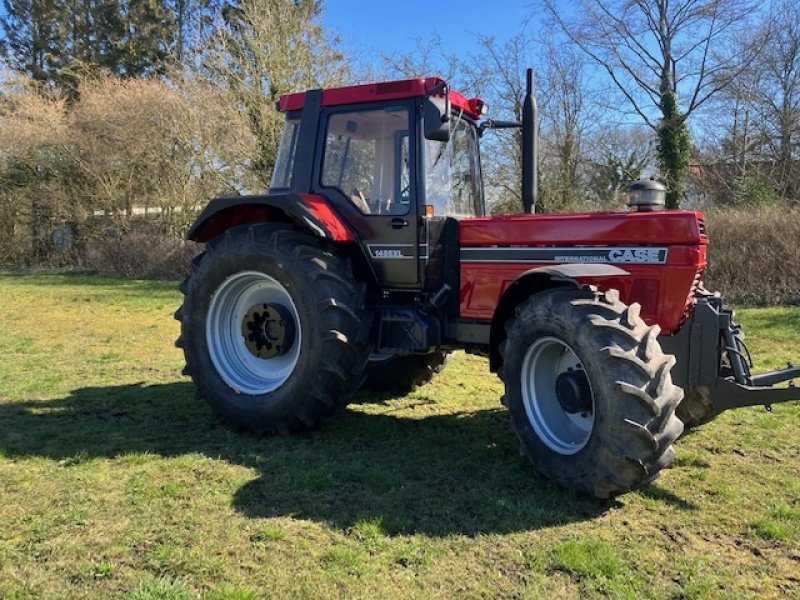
left=269, top=78, right=488, bottom=290
left=271, top=90, right=484, bottom=219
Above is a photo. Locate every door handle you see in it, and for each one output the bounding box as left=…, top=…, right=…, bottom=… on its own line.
left=388, top=217, right=409, bottom=229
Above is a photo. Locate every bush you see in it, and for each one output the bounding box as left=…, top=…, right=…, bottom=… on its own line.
left=704, top=205, right=800, bottom=305
left=729, top=174, right=781, bottom=207
left=0, top=72, right=258, bottom=269
left=84, top=234, right=201, bottom=280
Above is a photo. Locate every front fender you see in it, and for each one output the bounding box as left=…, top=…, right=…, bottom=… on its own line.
left=488, top=263, right=630, bottom=372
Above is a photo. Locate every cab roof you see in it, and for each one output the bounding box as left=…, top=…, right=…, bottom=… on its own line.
left=278, top=77, right=486, bottom=120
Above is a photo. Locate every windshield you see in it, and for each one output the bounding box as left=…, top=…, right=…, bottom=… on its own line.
left=424, top=117, right=483, bottom=218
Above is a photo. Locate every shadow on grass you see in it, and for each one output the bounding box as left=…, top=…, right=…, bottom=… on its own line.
left=636, top=484, right=698, bottom=510
left=1, top=382, right=622, bottom=535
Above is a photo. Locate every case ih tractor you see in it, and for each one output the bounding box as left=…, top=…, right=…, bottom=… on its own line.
left=175, top=71, right=799, bottom=498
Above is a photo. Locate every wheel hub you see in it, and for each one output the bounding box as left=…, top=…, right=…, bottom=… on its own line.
left=555, top=369, right=593, bottom=414
left=241, top=303, right=296, bottom=359
left=521, top=336, right=596, bottom=455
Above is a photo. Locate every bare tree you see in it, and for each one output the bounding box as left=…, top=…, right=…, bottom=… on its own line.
left=380, top=36, right=462, bottom=85
left=202, top=0, right=348, bottom=188
left=544, top=0, right=760, bottom=207
left=468, top=28, right=533, bottom=212
left=0, top=73, right=70, bottom=263
left=694, top=39, right=767, bottom=204
left=585, top=125, right=655, bottom=208
left=472, top=33, right=601, bottom=213
left=757, top=0, right=800, bottom=200
left=537, top=44, right=599, bottom=211
left=694, top=2, right=799, bottom=205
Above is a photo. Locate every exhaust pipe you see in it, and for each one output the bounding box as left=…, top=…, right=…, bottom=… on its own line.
left=522, top=68, right=538, bottom=214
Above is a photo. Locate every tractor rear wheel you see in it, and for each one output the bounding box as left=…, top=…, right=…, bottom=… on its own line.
left=499, top=288, right=684, bottom=498
left=175, top=224, right=371, bottom=434
left=361, top=351, right=451, bottom=394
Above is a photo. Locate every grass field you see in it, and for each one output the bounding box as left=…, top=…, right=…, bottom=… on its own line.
left=0, top=273, right=798, bottom=599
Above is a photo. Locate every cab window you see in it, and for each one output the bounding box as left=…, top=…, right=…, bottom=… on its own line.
left=321, top=106, right=411, bottom=215
left=270, top=117, right=300, bottom=190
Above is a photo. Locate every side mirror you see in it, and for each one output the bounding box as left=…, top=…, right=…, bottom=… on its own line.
left=423, top=96, right=450, bottom=142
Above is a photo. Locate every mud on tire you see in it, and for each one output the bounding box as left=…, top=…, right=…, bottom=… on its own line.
left=499, top=288, right=684, bottom=498
left=175, top=224, right=371, bottom=434
left=677, top=327, right=747, bottom=430
left=676, top=386, right=714, bottom=430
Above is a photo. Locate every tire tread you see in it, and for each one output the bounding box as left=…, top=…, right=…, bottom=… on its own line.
left=175, top=223, right=371, bottom=434
left=499, top=287, right=684, bottom=498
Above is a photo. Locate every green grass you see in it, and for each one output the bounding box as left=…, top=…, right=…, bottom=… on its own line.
left=0, top=273, right=798, bottom=599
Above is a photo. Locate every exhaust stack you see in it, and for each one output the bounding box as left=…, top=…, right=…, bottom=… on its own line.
left=522, top=68, right=538, bottom=214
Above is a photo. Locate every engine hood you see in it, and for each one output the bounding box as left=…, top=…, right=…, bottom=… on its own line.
left=460, top=210, right=708, bottom=247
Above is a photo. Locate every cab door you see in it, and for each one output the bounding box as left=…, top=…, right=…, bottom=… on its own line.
left=315, top=103, right=420, bottom=288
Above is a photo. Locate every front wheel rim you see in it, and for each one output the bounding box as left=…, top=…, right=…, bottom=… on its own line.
left=206, top=271, right=302, bottom=395
left=521, top=336, right=595, bottom=455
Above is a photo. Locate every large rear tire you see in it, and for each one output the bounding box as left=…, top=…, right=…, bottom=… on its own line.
left=175, top=224, right=371, bottom=434
left=361, top=351, right=451, bottom=394
left=500, top=288, right=684, bottom=498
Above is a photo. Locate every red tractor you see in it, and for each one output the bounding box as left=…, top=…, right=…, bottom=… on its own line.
left=175, top=71, right=799, bottom=498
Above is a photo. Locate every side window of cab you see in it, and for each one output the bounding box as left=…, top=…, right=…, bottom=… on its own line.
left=321, top=106, right=411, bottom=215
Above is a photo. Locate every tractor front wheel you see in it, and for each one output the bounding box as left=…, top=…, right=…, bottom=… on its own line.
left=175, top=224, right=371, bottom=434
left=500, top=288, right=684, bottom=498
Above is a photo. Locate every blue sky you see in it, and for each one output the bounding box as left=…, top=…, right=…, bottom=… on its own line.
left=0, top=1, right=540, bottom=71
left=323, top=0, right=537, bottom=64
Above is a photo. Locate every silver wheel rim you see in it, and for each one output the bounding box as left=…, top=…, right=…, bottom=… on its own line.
left=206, top=271, right=302, bottom=395
left=521, top=336, right=595, bottom=455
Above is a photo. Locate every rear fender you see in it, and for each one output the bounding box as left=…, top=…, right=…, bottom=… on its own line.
left=489, top=264, right=629, bottom=372
left=187, top=193, right=356, bottom=243
left=187, top=193, right=379, bottom=288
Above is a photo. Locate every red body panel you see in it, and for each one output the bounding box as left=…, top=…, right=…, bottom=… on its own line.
left=459, top=211, right=708, bottom=334
left=300, top=194, right=357, bottom=242
left=460, top=210, right=707, bottom=246
left=279, top=77, right=484, bottom=120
